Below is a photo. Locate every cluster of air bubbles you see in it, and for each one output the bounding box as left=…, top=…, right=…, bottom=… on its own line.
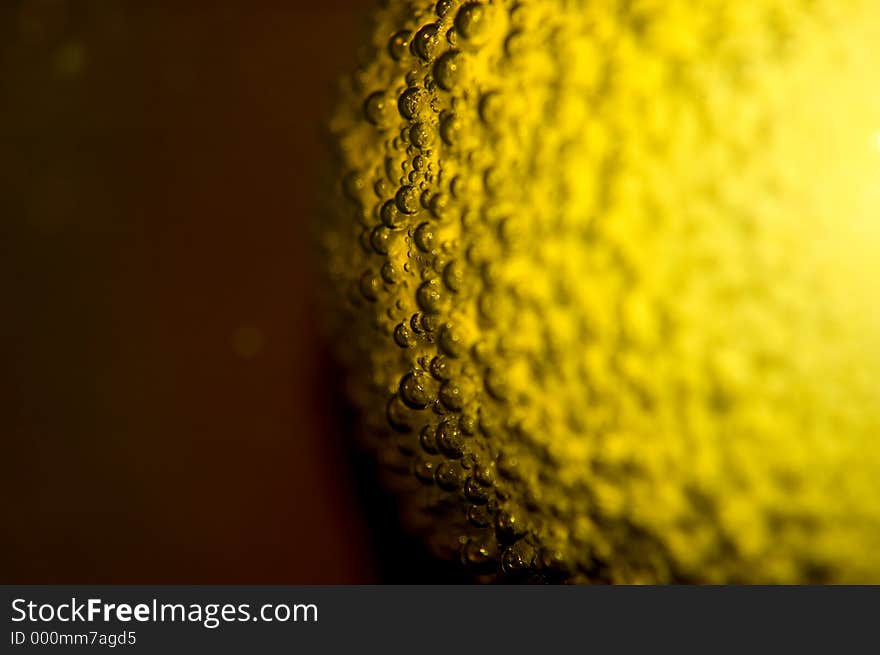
left=327, top=0, right=880, bottom=584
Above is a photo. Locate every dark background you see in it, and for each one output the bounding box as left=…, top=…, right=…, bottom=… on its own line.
left=0, top=0, right=452, bottom=583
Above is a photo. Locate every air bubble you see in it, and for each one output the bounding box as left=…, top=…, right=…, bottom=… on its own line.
left=374, top=177, right=391, bottom=198
left=479, top=409, right=502, bottom=440
left=400, top=371, right=433, bottom=409
left=417, top=277, right=444, bottom=313
left=471, top=340, right=492, bottom=364
left=370, top=225, right=392, bottom=255
left=398, top=87, right=422, bottom=120
left=359, top=228, right=373, bottom=253
left=474, top=464, right=495, bottom=486
left=343, top=172, right=366, bottom=204
left=455, top=2, right=490, bottom=43
left=498, top=215, right=525, bottom=249
left=479, top=91, right=503, bottom=125
left=467, top=504, right=492, bottom=528
left=419, top=425, right=439, bottom=454
left=496, top=507, right=526, bottom=541
left=462, top=538, right=498, bottom=568
left=502, top=541, right=536, bottom=573
left=485, top=367, right=510, bottom=400
left=435, top=461, right=463, bottom=491
left=478, top=290, right=512, bottom=326
left=411, top=23, right=441, bottom=61
left=481, top=260, right=501, bottom=287
left=395, top=185, right=421, bottom=215
left=421, top=313, right=438, bottom=333
left=380, top=199, right=406, bottom=229
left=442, top=259, right=464, bottom=292
left=434, top=50, right=462, bottom=91
left=439, top=380, right=465, bottom=411
left=437, top=418, right=464, bottom=458
left=439, top=323, right=466, bottom=357
left=435, top=0, right=453, bottom=17
left=409, top=122, right=435, bottom=149
left=414, top=223, right=435, bottom=254
left=359, top=271, right=380, bottom=301
left=385, top=394, right=413, bottom=433
left=415, top=459, right=436, bottom=484
left=440, top=112, right=462, bottom=145
left=539, top=548, right=568, bottom=573
left=484, top=166, right=503, bottom=193
left=394, top=322, right=414, bottom=348
left=505, top=29, right=527, bottom=58
left=465, top=477, right=490, bottom=504
left=409, top=313, right=425, bottom=334
left=420, top=189, right=434, bottom=210
left=384, top=157, right=399, bottom=183
left=388, top=30, right=412, bottom=61
left=364, top=91, right=390, bottom=127
left=497, top=452, right=520, bottom=480
left=430, top=355, right=452, bottom=380
left=381, top=260, right=401, bottom=284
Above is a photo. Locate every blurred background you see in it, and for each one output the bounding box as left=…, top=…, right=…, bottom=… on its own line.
left=0, top=0, right=458, bottom=583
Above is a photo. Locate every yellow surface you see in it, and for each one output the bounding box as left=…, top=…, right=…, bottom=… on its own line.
left=324, top=0, right=880, bottom=582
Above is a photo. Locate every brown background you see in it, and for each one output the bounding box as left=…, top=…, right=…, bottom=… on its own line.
left=0, top=0, right=401, bottom=583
